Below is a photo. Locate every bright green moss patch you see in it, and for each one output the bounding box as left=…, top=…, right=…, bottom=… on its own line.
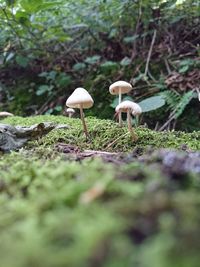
left=2, top=115, right=200, bottom=152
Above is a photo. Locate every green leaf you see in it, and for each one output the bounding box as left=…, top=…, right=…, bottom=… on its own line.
left=120, top=57, right=131, bottom=66
left=45, top=108, right=53, bottom=115
left=85, top=55, right=101, bottom=65
left=108, top=28, right=118, bottom=38
left=73, top=63, right=86, bottom=71
left=123, top=35, right=139, bottom=43
left=48, top=71, right=57, bottom=81
left=138, top=95, right=166, bottom=112
left=173, top=91, right=194, bottom=119
left=38, top=72, right=48, bottom=78
left=20, top=0, right=43, bottom=12
left=54, top=105, right=62, bottom=112
left=134, top=74, right=147, bottom=82
left=56, top=73, right=71, bottom=87
left=100, top=61, right=118, bottom=70
left=110, top=96, right=133, bottom=108
left=39, top=2, right=61, bottom=10
left=5, top=52, right=15, bottom=62
left=64, top=24, right=88, bottom=30
left=16, top=55, right=29, bottom=68
left=20, top=0, right=61, bottom=13
left=15, top=11, right=30, bottom=25
left=179, top=65, right=189, bottom=73
left=38, top=71, right=57, bottom=81
left=179, top=59, right=193, bottom=66
left=36, top=85, right=53, bottom=96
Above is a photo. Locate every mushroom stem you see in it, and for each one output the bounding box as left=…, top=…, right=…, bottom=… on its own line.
left=127, top=109, right=138, bottom=141
left=119, top=88, right=122, bottom=104
left=79, top=104, right=89, bottom=138
left=118, top=88, right=122, bottom=127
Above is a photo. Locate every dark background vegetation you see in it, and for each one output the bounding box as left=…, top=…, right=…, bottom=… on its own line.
left=0, top=0, right=199, bottom=131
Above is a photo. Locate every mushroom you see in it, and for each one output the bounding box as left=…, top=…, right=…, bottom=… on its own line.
left=109, top=81, right=133, bottom=126
left=115, top=100, right=142, bottom=141
left=0, top=111, right=14, bottom=119
left=66, top=108, right=75, bottom=118
left=66, top=87, right=94, bottom=138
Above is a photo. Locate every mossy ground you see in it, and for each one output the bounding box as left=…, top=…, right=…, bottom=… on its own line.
left=2, top=115, right=200, bottom=153
left=0, top=116, right=200, bottom=267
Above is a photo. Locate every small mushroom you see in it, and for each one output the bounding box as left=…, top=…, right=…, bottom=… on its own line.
left=109, top=81, right=133, bottom=126
left=115, top=100, right=142, bottom=141
left=0, top=111, right=14, bottom=119
left=66, top=87, right=94, bottom=138
left=66, top=108, right=75, bottom=118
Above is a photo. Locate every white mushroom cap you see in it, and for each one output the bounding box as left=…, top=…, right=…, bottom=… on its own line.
left=115, top=100, right=142, bottom=116
left=0, top=111, right=14, bottom=118
left=66, top=108, right=75, bottom=114
left=66, top=88, right=94, bottom=109
left=109, top=81, right=132, bottom=95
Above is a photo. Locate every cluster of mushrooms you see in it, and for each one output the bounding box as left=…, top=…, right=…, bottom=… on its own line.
left=66, top=81, right=142, bottom=141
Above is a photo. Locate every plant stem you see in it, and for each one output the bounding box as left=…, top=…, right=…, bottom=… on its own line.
left=127, top=109, right=138, bottom=141
left=144, top=29, right=157, bottom=77
left=118, top=88, right=122, bottom=127
left=79, top=105, right=89, bottom=138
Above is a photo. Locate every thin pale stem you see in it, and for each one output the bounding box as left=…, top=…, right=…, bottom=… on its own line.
left=118, top=88, right=122, bottom=127
left=127, top=109, right=138, bottom=141
left=79, top=105, right=89, bottom=138
left=144, top=29, right=157, bottom=77
left=118, top=88, right=122, bottom=104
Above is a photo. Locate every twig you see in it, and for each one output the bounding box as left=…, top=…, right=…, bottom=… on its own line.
left=164, top=58, right=172, bottom=74
left=154, top=122, right=159, bottom=131
left=158, top=114, right=175, bottom=131
left=147, top=69, right=157, bottom=82
left=131, top=2, right=142, bottom=60
left=159, top=89, right=195, bottom=131
left=105, top=132, right=129, bottom=150
left=144, top=29, right=157, bottom=77
left=172, top=119, right=177, bottom=130
left=83, top=150, right=117, bottom=156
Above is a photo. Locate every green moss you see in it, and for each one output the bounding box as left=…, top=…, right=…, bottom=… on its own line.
left=1, top=115, right=199, bottom=266
left=0, top=112, right=199, bottom=267
left=2, top=115, right=200, bottom=152
left=0, top=149, right=200, bottom=267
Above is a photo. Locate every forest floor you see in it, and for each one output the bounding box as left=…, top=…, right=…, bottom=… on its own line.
left=0, top=116, right=200, bottom=267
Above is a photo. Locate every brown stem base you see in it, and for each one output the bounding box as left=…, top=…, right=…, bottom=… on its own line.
left=127, top=110, right=138, bottom=141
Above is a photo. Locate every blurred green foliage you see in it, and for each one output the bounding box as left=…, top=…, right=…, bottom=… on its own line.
left=0, top=0, right=199, bottom=128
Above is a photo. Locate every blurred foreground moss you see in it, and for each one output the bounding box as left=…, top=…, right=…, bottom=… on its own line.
left=0, top=150, right=200, bottom=267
